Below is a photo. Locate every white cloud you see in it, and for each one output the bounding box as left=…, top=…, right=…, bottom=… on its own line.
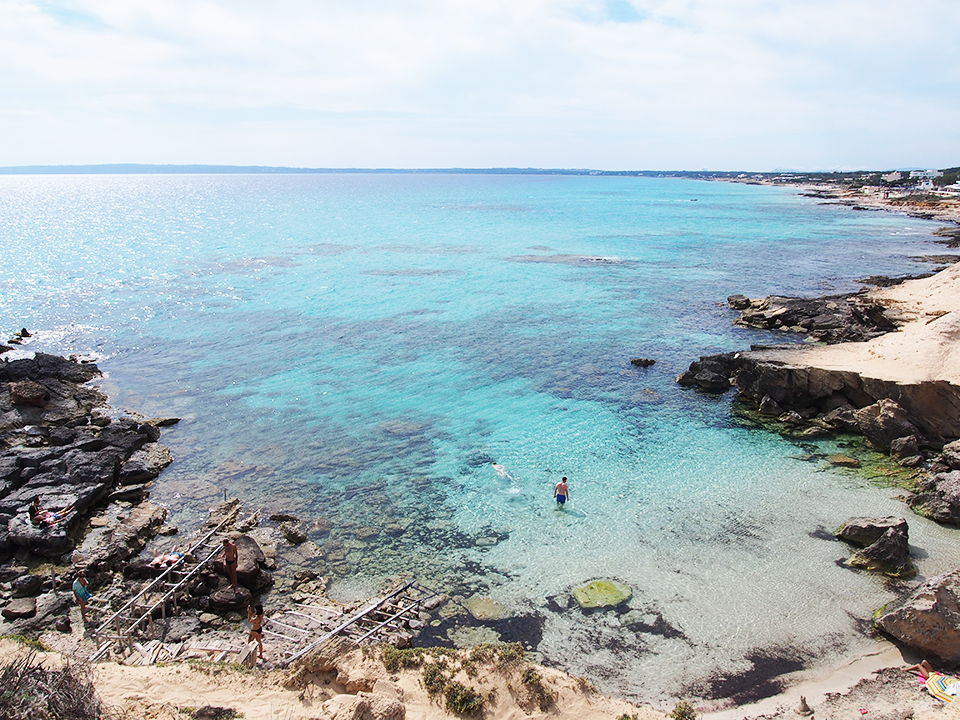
left=0, top=0, right=957, bottom=168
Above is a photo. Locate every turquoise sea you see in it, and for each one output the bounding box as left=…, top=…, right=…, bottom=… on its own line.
left=1, top=173, right=957, bottom=704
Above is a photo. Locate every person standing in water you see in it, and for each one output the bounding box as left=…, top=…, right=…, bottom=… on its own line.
left=554, top=476, right=569, bottom=507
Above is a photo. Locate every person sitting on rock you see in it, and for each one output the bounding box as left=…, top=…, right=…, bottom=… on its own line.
left=29, top=496, right=75, bottom=528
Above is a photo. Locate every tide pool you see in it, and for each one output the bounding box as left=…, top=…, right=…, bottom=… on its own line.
left=1, top=173, right=956, bottom=703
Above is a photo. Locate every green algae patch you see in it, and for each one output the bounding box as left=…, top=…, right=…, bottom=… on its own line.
left=572, top=579, right=632, bottom=609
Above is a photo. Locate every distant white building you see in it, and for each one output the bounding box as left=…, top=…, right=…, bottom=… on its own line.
left=918, top=178, right=936, bottom=191
left=881, top=171, right=902, bottom=182
left=910, top=169, right=943, bottom=179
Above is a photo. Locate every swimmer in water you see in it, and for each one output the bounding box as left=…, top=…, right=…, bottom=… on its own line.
left=492, top=462, right=509, bottom=479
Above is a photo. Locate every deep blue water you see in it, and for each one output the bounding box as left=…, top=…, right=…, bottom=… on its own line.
left=1, top=173, right=955, bottom=702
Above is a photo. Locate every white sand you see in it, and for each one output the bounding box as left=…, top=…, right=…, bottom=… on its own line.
left=751, top=262, right=960, bottom=385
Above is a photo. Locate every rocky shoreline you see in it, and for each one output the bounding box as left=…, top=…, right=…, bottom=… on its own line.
left=676, top=201, right=960, bottom=673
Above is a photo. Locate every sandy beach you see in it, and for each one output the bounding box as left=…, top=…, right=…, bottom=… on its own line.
left=749, top=260, right=960, bottom=385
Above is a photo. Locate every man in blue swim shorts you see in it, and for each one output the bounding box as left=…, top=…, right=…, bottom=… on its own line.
left=554, top=476, right=569, bottom=506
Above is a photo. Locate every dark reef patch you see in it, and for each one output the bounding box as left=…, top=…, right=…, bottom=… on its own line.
left=691, top=649, right=806, bottom=703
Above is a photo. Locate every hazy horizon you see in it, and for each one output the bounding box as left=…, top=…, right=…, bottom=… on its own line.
left=2, top=1, right=958, bottom=171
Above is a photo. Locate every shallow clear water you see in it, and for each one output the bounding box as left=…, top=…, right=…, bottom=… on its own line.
left=1, top=173, right=957, bottom=703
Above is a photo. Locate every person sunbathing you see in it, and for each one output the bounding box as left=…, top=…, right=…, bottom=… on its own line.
left=149, top=547, right=184, bottom=567
left=904, top=660, right=960, bottom=702
left=29, top=497, right=75, bottom=527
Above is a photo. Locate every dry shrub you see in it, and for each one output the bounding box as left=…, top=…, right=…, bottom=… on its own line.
left=0, top=649, right=118, bottom=719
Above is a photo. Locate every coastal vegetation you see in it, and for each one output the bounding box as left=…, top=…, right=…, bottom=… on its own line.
left=0, top=650, right=111, bottom=720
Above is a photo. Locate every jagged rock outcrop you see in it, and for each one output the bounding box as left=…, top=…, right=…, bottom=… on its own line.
left=0, top=353, right=174, bottom=559
left=854, top=399, right=920, bottom=451
left=677, top=351, right=960, bottom=445
left=876, top=568, right=960, bottom=662
left=730, top=292, right=896, bottom=343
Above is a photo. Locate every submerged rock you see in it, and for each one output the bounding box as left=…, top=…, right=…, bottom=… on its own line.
left=464, top=595, right=510, bottom=621
left=572, top=579, right=632, bottom=610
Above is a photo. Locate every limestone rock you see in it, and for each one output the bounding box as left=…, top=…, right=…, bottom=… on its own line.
left=876, top=568, right=960, bottom=662
left=464, top=596, right=510, bottom=621
left=118, top=443, right=173, bottom=485
left=293, top=636, right=357, bottom=675
left=11, top=574, right=44, bottom=598
left=209, top=586, right=251, bottom=611
left=212, top=534, right=269, bottom=590
left=572, top=579, right=632, bottom=610
left=836, top=517, right=909, bottom=547
left=9, top=380, right=49, bottom=407
left=758, top=395, right=783, bottom=416
left=854, top=399, right=919, bottom=451
left=829, top=454, right=860, bottom=468
left=79, top=501, right=168, bottom=576
left=2, top=597, right=37, bottom=620
left=323, top=692, right=405, bottom=720
left=372, top=679, right=403, bottom=701
left=890, top=435, right=921, bottom=463
left=846, top=527, right=916, bottom=578
left=940, top=439, right=960, bottom=470
left=280, top=520, right=308, bottom=544
left=907, top=471, right=960, bottom=526
left=336, top=649, right=388, bottom=692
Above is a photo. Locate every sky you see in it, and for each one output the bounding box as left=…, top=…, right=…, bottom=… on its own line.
left=1, top=0, right=958, bottom=171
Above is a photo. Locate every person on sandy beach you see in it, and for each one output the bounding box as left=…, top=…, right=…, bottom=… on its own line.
left=72, top=569, right=91, bottom=623
left=248, top=603, right=265, bottom=658
left=222, top=537, right=239, bottom=592
left=554, top=476, right=569, bottom=506
left=29, top=496, right=75, bottom=528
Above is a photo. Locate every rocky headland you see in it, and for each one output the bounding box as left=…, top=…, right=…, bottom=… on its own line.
left=677, top=209, right=960, bottom=673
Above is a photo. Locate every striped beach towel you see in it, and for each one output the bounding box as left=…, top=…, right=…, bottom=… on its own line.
left=925, top=673, right=959, bottom=702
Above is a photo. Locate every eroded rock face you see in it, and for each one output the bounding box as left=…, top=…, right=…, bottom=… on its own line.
left=323, top=692, right=406, bottom=720
left=8, top=380, right=50, bottom=407
left=877, top=568, right=960, bottom=662
left=855, top=400, right=919, bottom=451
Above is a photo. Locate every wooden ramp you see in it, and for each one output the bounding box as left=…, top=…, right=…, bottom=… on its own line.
left=274, top=580, right=440, bottom=667
left=88, top=518, right=232, bottom=661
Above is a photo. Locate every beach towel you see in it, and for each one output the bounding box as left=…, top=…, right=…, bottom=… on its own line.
left=925, top=672, right=959, bottom=702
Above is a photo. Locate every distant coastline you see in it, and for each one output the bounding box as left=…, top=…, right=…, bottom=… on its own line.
left=1, top=164, right=956, bottom=182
